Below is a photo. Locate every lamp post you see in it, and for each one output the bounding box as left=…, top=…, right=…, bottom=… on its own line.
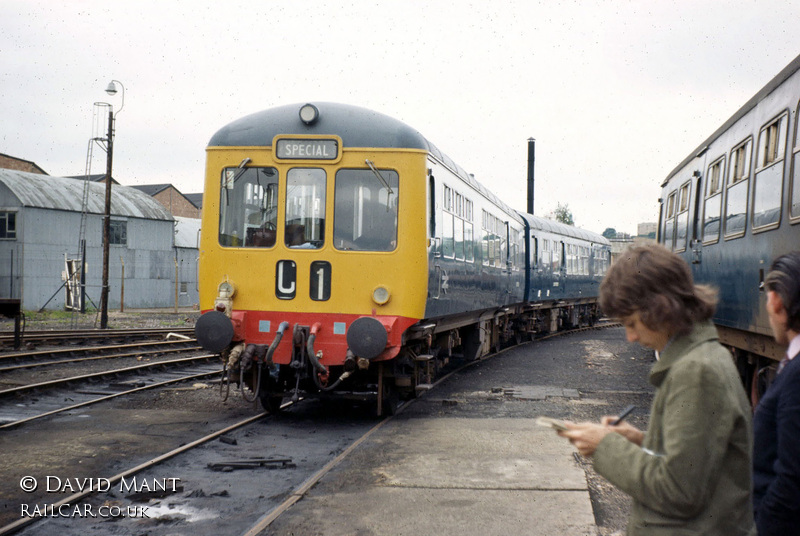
left=100, top=80, right=124, bottom=329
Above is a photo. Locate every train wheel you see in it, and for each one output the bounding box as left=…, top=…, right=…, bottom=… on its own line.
left=259, top=390, right=284, bottom=414
left=258, top=375, right=284, bottom=414
left=379, top=381, right=400, bottom=416
left=461, top=325, right=482, bottom=361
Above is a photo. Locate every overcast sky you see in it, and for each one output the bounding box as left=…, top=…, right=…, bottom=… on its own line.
left=2, top=0, right=800, bottom=235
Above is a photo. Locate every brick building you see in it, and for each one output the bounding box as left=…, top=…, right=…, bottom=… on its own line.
left=131, top=184, right=200, bottom=218
left=0, top=153, right=47, bottom=175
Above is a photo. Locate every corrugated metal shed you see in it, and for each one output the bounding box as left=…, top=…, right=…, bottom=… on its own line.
left=0, top=169, right=173, bottom=221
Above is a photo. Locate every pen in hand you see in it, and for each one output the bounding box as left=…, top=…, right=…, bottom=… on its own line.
left=610, top=404, right=636, bottom=426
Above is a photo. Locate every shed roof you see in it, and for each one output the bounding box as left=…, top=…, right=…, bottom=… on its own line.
left=65, top=173, right=120, bottom=184
left=185, top=192, right=203, bottom=209
left=131, top=184, right=172, bottom=196
left=0, top=169, right=173, bottom=221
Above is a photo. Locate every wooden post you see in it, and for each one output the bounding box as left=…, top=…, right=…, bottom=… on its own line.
left=119, top=256, right=124, bottom=312
left=174, top=257, right=179, bottom=313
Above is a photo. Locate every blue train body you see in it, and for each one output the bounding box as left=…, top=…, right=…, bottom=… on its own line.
left=659, top=53, right=800, bottom=396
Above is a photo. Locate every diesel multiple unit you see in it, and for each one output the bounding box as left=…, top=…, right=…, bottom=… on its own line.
left=195, top=102, right=610, bottom=414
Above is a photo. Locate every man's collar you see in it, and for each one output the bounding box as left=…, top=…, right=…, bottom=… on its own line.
left=787, top=333, right=800, bottom=361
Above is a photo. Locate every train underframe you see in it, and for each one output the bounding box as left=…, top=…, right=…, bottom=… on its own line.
left=716, top=324, right=785, bottom=406
left=218, top=300, right=600, bottom=416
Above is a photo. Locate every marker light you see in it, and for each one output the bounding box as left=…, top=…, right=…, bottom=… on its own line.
left=299, top=103, right=319, bottom=125
left=218, top=280, right=235, bottom=299
left=372, top=286, right=391, bottom=305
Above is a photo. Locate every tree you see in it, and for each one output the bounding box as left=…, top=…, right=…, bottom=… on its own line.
left=553, top=203, right=574, bottom=226
left=602, top=228, right=617, bottom=239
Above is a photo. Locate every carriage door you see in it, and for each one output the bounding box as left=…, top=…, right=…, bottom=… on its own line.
left=503, top=221, right=512, bottom=295
left=691, top=176, right=704, bottom=264
left=556, top=241, right=566, bottom=295
left=428, top=172, right=441, bottom=299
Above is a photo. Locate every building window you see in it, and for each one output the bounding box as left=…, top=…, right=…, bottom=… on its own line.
left=0, top=212, right=16, bottom=240
left=753, top=113, right=787, bottom=230
left=110, top=220, right=127, bottom=245
left=703, top=158, right=724, bottom=243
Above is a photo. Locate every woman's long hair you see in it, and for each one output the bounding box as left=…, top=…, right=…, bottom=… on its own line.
left=599, top=244, right=717, bottom=336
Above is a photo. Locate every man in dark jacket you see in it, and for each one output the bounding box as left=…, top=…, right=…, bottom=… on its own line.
left=753, top=251, right=800, bottom=535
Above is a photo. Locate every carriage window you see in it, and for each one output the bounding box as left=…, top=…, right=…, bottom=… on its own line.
left=464, top=199, right=474, bottom=263
left=539, top=239, right=548, bottom=269
left=219, top=166, right=279, bottom=248
left=753, top=114, right=787, bottom=229
left=482, top=210, right=505, bottom=268
left=759, top=114, right=788, bottom=167
left=663, top=190, right=676, bottom=250
left=285, top=168, right=326, bottom=249
left=442, top=213, right=455, bottom=258
left=725, top=139, right=752, bottom=238
left=793, top=102, right=800, bottom=219
left=553, top=242, right=563, bottom=272
left=454, top=217, right=464, bottom=260
left=674, top=182, right=690, bottom=252
left=703, top=158, right=724, bottom=243
left=333, top=168, right=398, bottom=251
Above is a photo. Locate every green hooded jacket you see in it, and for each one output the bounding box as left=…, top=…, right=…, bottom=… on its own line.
left=593, top=321, right=756, bottom=535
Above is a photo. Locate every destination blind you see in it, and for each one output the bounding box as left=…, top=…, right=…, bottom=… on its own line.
left=276, top=138, right=338, bottom=160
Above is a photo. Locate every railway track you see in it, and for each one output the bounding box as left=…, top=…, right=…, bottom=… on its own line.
left=0, top=339, right=202, bottom=372
left=0, top=410, right=272, bottom=536
left=0, top=367, right=220, bottom=430
left=0, top=327, right=195, bottom=350
left=0, top=354, right=217, bottom=398
left=0, top=334, right=218, bottom=429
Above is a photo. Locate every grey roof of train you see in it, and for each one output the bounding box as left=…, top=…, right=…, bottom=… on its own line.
left=517, top=212, right=610, bottom=245
left=0, top=169, right=173, bottom=220
left=208, top=102, right=520, bottom=220
left=663, top=52, right=800, bottom=185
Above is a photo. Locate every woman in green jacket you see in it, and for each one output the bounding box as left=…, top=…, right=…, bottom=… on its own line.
left=560, top=244, right=755, bottom=536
